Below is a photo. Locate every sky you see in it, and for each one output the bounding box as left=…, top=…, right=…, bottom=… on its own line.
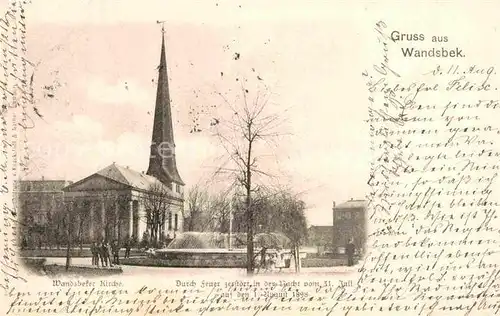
left=20, top=1, right=448, bottom=226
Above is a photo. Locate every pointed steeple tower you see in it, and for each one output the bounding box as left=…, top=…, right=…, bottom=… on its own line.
left=146, top=26, right=184, bottom=186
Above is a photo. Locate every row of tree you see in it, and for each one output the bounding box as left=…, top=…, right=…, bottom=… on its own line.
left=183, top=185, right=309, bottom=252
left=184, top=185, right=308, bottom=240
left=19, top=183, right=180, bottom=251
left=21, top=183, right=309, bottom=250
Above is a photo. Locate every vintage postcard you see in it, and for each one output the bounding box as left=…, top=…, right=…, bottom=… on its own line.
left=1, top=1, right=500, bottom=315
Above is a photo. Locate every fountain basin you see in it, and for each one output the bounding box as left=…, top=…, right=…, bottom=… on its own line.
left=152, top=248, right=247, bottom=268
left=121, top=232, right=297, bottom=268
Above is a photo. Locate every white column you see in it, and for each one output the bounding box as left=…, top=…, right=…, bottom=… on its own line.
left=128, top=200, right=134, bottom=238
left=89, top=201, right=94, bottom=241
left=137, top=201, right=146, bottom=241
left=101, top=199, right=105, bottom=239
left=115, top=201, right=119, bottom=239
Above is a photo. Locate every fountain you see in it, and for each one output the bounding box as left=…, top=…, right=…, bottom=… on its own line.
left=150, top=232, right=291, bottom=268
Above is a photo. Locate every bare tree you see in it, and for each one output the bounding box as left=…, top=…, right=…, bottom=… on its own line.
left=184, top=184, right=211, bottom=232
left=277, top=192, right=308, bottom=273
left=141, top=182, right=172, bottom=247
left=108, top=195, right=131, bottom=245
left=229, top=186, right=308, bottom=272
left=54, top=212, right=63, bottom=250
left=211, top=191, right=232, bottom=233
left=76, top=212, right=84, bottom=251
left=212, top=85, right=285, bottom=275
left=70, top=201, right=89, bottom=251
left=62, top=198, right=75, bottom=271
left=184, top=180, right=237, bottom=233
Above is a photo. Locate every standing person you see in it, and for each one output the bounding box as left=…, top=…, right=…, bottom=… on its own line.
left=112, top=240, right=120, bottom=265
left=255, top=247, right=267, bottom=273
left=100, top=241, right=108, bottom=267
left=345, top=238, right=356, bottom=267
left=105, top=241, right=114, bottom=267
left=91, top=241, right=99, bottom=267
left=268, top=252, right=276, bottom=272
left=124, top=237, right=131, bottom=259
left=275, top=249, right=285, bottom=273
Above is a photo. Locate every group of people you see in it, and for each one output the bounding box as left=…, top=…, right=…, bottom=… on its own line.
left=90, top=238, right=132, bottom=267
left=254, top=247, right=287, bottom=273
left=253, top=238, right=358, bottom=272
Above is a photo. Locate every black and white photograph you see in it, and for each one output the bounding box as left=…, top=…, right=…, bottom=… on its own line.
left=17, top=2, right=367, bottom=278
left=3, top=1, right=497, bottom=315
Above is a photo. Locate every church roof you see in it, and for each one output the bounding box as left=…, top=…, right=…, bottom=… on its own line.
left=334, top=199, right=367, bottom=210
left=96, top=163, right=169, bottom=192
left=63, top=163, right=182, bottom=200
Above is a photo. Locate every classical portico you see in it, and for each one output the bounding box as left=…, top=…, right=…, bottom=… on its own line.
left=63, top=164, right=184, bottom=244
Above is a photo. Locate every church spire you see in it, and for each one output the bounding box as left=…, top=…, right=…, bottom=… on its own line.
left=146, top=25, right=184, bottom=186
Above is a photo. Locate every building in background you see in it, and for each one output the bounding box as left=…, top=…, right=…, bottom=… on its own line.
left=307, top=225, right=333, bottom=254
left=332, top=199, right=367, bottom=255
left=15, top=179, right=73, bottom=249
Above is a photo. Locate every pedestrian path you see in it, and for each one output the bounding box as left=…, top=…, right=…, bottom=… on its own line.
left=41, top=256, right=140, bottom=267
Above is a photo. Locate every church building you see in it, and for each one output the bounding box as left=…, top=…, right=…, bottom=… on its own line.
left=63, top=29, right=185, bottom=245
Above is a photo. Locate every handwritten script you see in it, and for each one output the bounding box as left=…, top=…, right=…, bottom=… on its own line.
left=0, top=0, right=31, bottom=299
left=362, top=21, right=500, bottom=315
